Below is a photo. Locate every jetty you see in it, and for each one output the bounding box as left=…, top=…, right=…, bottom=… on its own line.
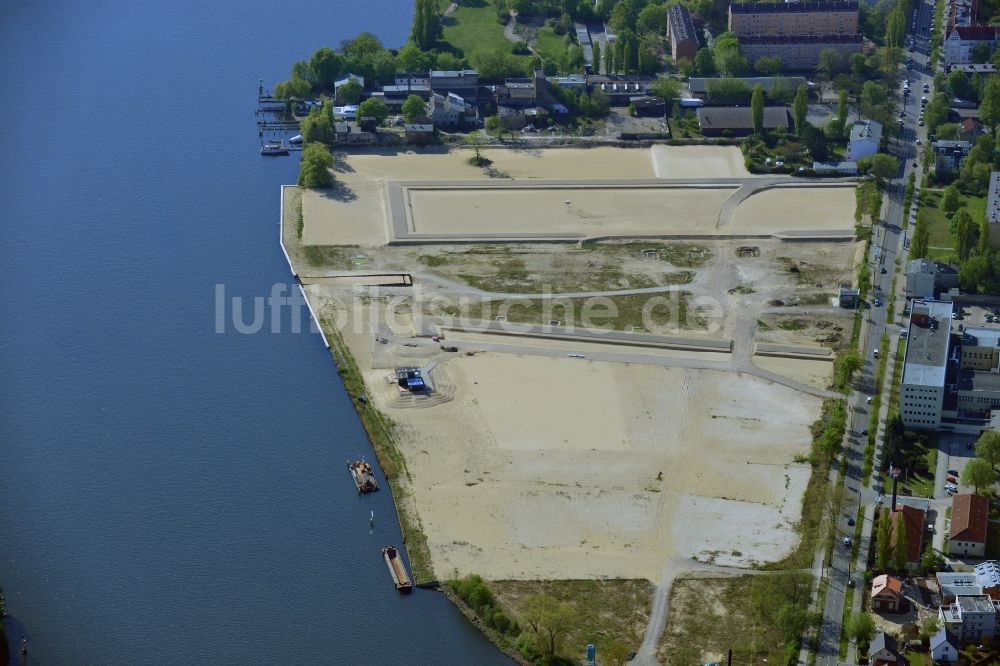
left=382, top=546, right=413, bottom=593
left=348, top=459, right=379, bottom=493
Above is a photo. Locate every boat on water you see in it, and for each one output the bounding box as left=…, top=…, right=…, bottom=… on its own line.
left=382, top=545, right=413, bottom=593
left=348, top=459, right=378, bottom=494
left=288, top=134, right=303, bottom=144
left=260, top=140, right=289, bottom=155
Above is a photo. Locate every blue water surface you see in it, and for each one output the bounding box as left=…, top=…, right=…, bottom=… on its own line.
left=0, top=1, right=510, bottom=663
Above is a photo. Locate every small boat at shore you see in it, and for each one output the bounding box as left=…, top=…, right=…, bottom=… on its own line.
left=260, top=139, right=289, bottom=155
left=382, top=545, right=413, bottom=593
left=288, top=134, right=303, bottom=144
left=348, top=459, right=379, bottom=493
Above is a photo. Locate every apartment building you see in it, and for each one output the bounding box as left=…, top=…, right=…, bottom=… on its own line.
left=899, top=301, right=954, bottom=430
left=668, top=4, right=698, bottom=62
left=986, top=172, right=1000, bottom=248
left=737, top=34, right=863, bottom=69
left=728, top=1, right=859, bottom=35
left=944, top=26, right=1000, bottom=65
left=940, top=594, right=1000, bottom=641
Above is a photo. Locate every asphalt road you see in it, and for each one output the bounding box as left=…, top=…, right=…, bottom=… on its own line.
left=812, top=2, right=937, bottom=663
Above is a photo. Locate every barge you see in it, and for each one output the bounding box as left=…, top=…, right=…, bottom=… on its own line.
left=348, top=459, right=378, bottom=493
left=382, top=545, right=413, bottom=593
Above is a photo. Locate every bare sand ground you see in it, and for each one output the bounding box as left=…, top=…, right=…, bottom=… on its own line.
left=302, top=147, right=764, bottom=245
left=353, top=342, right=819, bottom=581
left=751, top=355, right=833, bottom=391
left=649, top=145, right=751, bottom=179
left=301, top=186, right=388, bottom=246
left=408, top=187, right=736, bottom=236
left=729, top=186, right=855, bottom=234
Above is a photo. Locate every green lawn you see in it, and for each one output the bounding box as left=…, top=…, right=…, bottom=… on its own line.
left=880, top=433, right=937, bottom=497
left=532, top=26, right=566, bottom=65
left=438, top=0, right=523, bottom=64
left=920, top=189, right=986, bottom=261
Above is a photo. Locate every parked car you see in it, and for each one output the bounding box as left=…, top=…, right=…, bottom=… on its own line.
left=843, top=536, right=852, bottom=547
left=948, top=469, right=959, bottom=476
left=848, top=517, right=856, bottom=526
left=948, top=475, right=958, bottom=484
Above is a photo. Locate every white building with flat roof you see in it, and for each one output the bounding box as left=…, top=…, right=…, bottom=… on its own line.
left=900, top=300, right=954, bottom=429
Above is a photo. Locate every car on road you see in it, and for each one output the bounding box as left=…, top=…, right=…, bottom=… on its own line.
left=916, top=139, right=922, bottom=145
left=843, top=536, right=852, bottom=547
left=568, top=353, right=585, bottom=358
left=848, top=517, right=856, bottom=526
left=875, top=298, right=883, bottom=307
left=862, top=428, right=869, bottom=436
left=881, top=267, right=888, bottom=274
left=874, top=348, right=879, bottom=358
left=913, top=161, right=919, bottom=167
left=866, top=396, right=873, bottom=404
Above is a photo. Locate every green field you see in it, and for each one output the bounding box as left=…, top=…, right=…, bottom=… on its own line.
left=438, top=0, right=524, bottom=64
left=920, top=189, right=986, bottom=261
left=532, top=26, right=566, bottom=65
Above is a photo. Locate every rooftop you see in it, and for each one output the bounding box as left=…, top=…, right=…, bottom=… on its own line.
left=871, top=573, right=902, bottom=598
left=696, top=106, right=790, bottom=130
left=668, top=4, right=697, bottom=42
left=954, top=25, right=1000, bottom=40
left=849, top=120, right=883, bottom=144
left=988, top=172, right=1000, bottom=223
left=933, top=140, right=972, bottom=150
left=890, top=504, right=925, bottom=564
left=955, top=594, right=997, bottom=613
left=951, top=493, right=989, bottom=544
left=901, top=300, right=954, bottom=388
left=961, top=325, right=1000, bottom=348
left=937, top=571, right=982, bottom=598
left=976, top=560, right=1000, bottom=587
left=730, top=0, right=859, bottom=13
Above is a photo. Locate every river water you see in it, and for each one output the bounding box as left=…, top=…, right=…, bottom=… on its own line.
left=0, top=1, right=510, bottom=663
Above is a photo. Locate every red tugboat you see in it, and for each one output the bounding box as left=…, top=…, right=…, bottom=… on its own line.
left=348, top=459, right=378, bottom=493
left=382, top=545, right=413, bottom=593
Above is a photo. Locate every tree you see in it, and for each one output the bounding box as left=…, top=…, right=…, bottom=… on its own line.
left=962, top=457, right=997, bottom=493
left=836, top=88, right=848, bottom=136
left=356, top=97, right=389, bottom=125
left=910, top=211, right=930, bottom=259
left=876, top=508, right=891, bottom=570
left=960, top=253, right=991, bottom=291
left=953, top=209, right=978, bottom=260
left=605, top=42, right=615, bottom=74
left=846, top=612, right=875, bottom=643
left=792, top=85, right=808, bottom=136
left=396, top=42, right=434, bottom=74
left=410, top=0, right=441, bottom=50
left=972, top=42, right=992, bottom=64
left=981, top=76, right=1000, bottom=130
left=834, top=350, right=862, bottom=389
left=892, top=512, right=909, bottom=573
left=592, top=40, right=602, bottom=75
left=649, top=76, right=680, bottom=103
left=273, top=76, right=312, bottom=100
left=976, top=430, right=1000, bottom=469
left=401, top=94, right=427, bottom=122
left=521, top=594, right=578, bottom=658
left=751, top=84, right=765, bottom=135
left=706, top=78, right=751, bottom=104
left=869, top=154, right=900, bottom=185
left=300, top=104, right=334, bottom=144
left=308, top=47, right=343, bottom=90
left=713, top=32, right=747, bottom=77
left=980, top=214, right=992, bottom=256
left=817, top=48, right=845, bottom=78
left=636, top=3, right=668, bottom=34
left=336, top=79, right=363, bottom=104
left=298, top=142, right=334, bottom=188
left=942, top=184, right=960, bottom=213
left=694, top=47, right=716, bottom=76
left=924, top=93, right=951, bottom=133
left=949, top=70, right=973, bottom=100
left=754, top=55, right=782, bottom=76
left=802, top=124, right=828, bottom=161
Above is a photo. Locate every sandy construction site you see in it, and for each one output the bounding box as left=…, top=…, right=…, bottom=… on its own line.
left=299, top=146, right=856, bottom=245
left=326, top=318, right=824, bottom=581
